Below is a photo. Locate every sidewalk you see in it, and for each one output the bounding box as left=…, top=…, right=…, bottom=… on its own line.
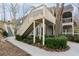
left=6, top=37, right=79, bottom=56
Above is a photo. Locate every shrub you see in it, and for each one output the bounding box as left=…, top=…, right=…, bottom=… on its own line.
left=74, top=35, right=79, bottom=42
left=66, top=34, right=74, bottom=41
left=16, top=35, right=23, bottom=41
left=45, top=35, right=55, bottom=38
left=66, top=34, right=79, bottom=43
left=23, top=39, right=33, bottom=44
left=3, top=30, right=8, bottom=37
left=24, top=36, right=41, bottom=44
left=0, top=28, right=8, bottom=37
left=23, top=36, right=33, bottom=44
left=35, top=36, right=41, bottom=43
left=45, top=36, right=67, bottom=49
left=16, top=35, right=33, bottom=44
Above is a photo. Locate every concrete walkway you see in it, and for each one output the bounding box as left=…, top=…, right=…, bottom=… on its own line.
left=6, top=37, right=79, bottom=56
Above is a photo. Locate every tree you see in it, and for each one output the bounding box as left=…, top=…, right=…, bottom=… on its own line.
left=54, top=3, right=64, bottom=36
left=21, top=4, right=34, bottom=24
left=10, top=3, right=17, bottom=21
left=10, top=3, right=19, bottom=34
left=2, top=3, right=6, bottom=22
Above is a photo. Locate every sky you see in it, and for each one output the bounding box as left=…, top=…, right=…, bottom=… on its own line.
left=0, top=3, right=79, bottom=21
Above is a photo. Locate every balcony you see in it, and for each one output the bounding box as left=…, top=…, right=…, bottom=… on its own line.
left=62, top=17, right=72, bottom=23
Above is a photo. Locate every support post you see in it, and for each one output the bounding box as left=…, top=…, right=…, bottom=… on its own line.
left=72, top=23, right=74, bottom=35
left=33, top=21, right=36, bottom=43
left=53, top=24, right=55, bottom=35
left=39, top=24, right=42, bottom=40
left=43, top=18, right=45, bottom=46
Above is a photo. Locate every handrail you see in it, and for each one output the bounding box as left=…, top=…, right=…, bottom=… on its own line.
left=17, top=6, right=44, bottom=35
left=62, top=17, right=72, bottom=23
left=62, top=17, right=72, bottom=19
left=17, top=5, right=56, bottom=35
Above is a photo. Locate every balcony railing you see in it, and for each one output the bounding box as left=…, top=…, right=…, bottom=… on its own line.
left=62, top=17, right=72, bottom=23
left=62, top=32, right=72, bottom=35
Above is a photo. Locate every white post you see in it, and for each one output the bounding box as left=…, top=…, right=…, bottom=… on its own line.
left=53, top=24, right=55, bottom=35
left=72, top=14, right=74, bottom=35
left=39, top=24, right=42, bottom=40
left=33, top=21, right=36, bottom=43
left=72, top=23, right=74, bottom=35
left=43, top=18, right=45, bottom=46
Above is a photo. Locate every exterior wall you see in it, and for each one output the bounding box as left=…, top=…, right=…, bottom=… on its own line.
left=29, top=5, right=75, bottom=36
left=50, top=5, right=76, bottom=35
left=29, top=23, right=53, bottom=36
left=46, top=25, right=53, bottom=35
left=63, top=25, right=72, bottom=34
left=74, top=26, right=79, bottom=34
left=62, top=9, right=74, bottom=34
left=18, top=5, right=78, bottom=36
left=29, top=23, right=42, bottom=36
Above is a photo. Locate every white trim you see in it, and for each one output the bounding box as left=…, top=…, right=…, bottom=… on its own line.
left=43, top=18, right=45, bottom=46
left=33, top=21, right=36, bottom=43
left=39, top=24, right=42, bottom=40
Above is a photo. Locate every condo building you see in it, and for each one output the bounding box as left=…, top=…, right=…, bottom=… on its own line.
left=17, top=4, right=79, bottom=45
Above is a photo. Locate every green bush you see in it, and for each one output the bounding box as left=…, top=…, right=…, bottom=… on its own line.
left=16, top=35, right=23, bottom=41
left=45, top=36, right=67, bottom=49
left=66, top=34, right=74, bottom=41
left=66, top=34, right=79, bottom=43
left=24, top=36, right=41, bottom=44
left=23, top=39, right=33, bottom=44
left=23, top=36, right=33, bottom=44
left=0, top=28, right=8, bottom=37
left=45, top=35, right=55, bottom=38
left=74, top=35, right=79, bottom=42
left=16, top=35, right=33, bottom=44
left=3, top=30, right=8, bottom=37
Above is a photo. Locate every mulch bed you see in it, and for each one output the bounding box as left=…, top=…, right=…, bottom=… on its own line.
left=32, top=43, right=70, bottom=52
left=0, top=41, right=31, bottom=56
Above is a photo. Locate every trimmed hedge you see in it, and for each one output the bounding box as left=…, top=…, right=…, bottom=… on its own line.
left=3, top=30, right=8, bottom=37
left=45, top=36, right=67, bottom=49
left=24, top=36, right=42, bottom=44
left=16, top=35, right=33, bottom=44
left=16, top=35, right=23, bottom=41
left=23, top=39, right=33, bottom=44
left=0, top=28, right=8, bottom=37
left=66, top=34, right=79, bottom=43
left=23, top=36, right=33, bottom=44
left=16, top=35, right=68, bottom=49
left=45, top=35, right=55, bottom=38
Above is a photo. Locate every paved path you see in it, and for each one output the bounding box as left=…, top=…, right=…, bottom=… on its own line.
left=6, top=36, right=79, bottom=56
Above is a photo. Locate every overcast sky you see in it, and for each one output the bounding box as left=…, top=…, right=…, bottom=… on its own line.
left=0, top=3, right=79, bottom=21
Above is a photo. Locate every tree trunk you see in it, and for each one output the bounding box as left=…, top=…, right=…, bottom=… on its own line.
left=54, top=3, right=64, bottom=36
left=2, top=3, right=5, bottom=22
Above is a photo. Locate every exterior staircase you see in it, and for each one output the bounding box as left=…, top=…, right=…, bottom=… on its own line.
left=17, top=5, right=56, bottom=37
left=7, top=26, right=13, bottom=36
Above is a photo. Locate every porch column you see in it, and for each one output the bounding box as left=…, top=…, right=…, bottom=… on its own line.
left=62, top=25, right=63, bottom=34
left=53, top=24, right=55, bottom=35
left=33, top=21, right=36, bottom=43
left=72, top=23, right=74, bottom=35
left=39, top=24, right=42, bottom=40
left=43, top=18, right=45, bottom=46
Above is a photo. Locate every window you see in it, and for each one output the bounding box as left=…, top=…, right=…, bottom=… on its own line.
left=63, top=12, right=72, bottom=18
